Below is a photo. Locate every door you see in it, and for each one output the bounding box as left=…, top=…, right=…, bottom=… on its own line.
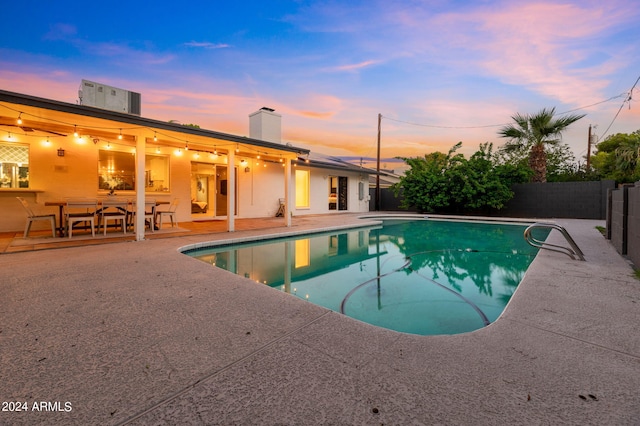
left=216, top=167, right=228, bottom=216
left=338, top=176, right=348, bottom=210
left=215, top=166, right=238, bottom=216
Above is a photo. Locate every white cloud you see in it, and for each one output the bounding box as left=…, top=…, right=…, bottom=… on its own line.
left=183, top=41, right=230, bottom=49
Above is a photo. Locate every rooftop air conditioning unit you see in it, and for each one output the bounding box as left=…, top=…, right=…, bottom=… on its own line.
left=78, top=79, right=141, bottom=115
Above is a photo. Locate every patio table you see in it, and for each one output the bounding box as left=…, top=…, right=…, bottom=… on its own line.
left=45, top=199, right=168, bottom=237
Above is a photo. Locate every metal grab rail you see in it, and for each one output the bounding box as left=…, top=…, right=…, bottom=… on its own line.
left=524, top=222, right=586, bottom=261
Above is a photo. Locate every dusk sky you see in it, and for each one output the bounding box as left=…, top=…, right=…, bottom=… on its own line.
left=1, top=0, right=638, bottom=169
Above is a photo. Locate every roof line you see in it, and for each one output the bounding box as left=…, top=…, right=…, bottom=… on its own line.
left=0, top=89, right=309, bottom=155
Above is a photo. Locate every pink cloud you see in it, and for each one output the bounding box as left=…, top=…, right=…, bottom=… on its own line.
left=326, top=60, right=380, bottom=73
left=443, top=1, right=635, bottom=105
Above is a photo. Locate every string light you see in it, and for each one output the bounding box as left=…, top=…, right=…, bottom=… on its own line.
left=0, top=103, right=308, bottom=162
left=185, top=141, right=189, bottom=150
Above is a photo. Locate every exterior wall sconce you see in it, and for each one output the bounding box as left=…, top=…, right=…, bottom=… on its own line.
left=244, top=167, right=250, bottom=173
left=57, top=148, right=65, bottom=157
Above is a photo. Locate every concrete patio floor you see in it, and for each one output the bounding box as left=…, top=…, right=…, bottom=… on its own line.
left=0, top=215, right=638, bottom=425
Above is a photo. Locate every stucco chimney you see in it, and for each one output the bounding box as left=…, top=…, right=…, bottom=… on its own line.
left=249, top=107, right=281, bottom=143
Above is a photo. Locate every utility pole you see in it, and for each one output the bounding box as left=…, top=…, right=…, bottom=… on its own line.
left=376, top=113, right=381, bottom=211
left=586, top=124, right=592, bottom=170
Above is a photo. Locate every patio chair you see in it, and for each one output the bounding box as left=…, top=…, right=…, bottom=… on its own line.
left=155, top=198, right=179, bottom=229
left=16, top=197, right=56, bottom=238
left=65, top=198, right=97, bottom=238
left=128, top=199, right=156, bottom=232
left=100, top=197, right=129, bottom=235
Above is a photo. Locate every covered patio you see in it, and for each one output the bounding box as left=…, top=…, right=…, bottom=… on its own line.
left=0, top=89, right=309, bottom=240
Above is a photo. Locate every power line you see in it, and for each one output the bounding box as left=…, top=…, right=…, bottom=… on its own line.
left=381, top=115, right=508, bottom=129
left=597, top=76, right=640, bottom=141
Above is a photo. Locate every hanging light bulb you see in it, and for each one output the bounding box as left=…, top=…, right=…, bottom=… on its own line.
left=106, top=141, right=111, bottom=149
left=73, top=125, right=79, bottom=138
left=43, top=136, right=51, bottom=146
left=153, top=132, right=158, bottom=142
left=118, top=129, right=123, bottom=140
left=236, top=144, right=240, bottom=153
left=156, top=147, right=161, bottom=154
left=7, top=132, right=13, bottom=141
left=185, top=141, right=189, bottom=150
left=16, top=113, right=22, bottom=125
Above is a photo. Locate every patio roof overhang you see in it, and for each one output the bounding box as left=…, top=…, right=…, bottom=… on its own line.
left=0, top=89, right=309, bottom=160
left=296, top=155, right=380, bottom=175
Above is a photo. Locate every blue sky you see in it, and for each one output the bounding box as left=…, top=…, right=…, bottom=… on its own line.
left=1, top=0, right=638, bottom=169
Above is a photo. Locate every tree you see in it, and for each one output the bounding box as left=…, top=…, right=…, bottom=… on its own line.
left=393, top=143, right=518, bottom=214
left=498, top=107, right=585, bottom=183
left=590, top=130, right=640, bottom=182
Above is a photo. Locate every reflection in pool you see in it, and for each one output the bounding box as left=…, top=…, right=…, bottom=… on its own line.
left=184, top=219, right=548, bottom=335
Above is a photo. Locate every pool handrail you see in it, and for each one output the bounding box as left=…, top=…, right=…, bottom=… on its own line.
left=524, top=222, right=585, bottom=261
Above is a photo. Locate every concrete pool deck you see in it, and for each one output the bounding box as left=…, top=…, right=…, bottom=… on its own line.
left=1, top=215, right=638, bottom=425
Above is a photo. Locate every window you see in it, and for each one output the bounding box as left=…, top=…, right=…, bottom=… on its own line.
left=98, top=149, right=135, bottom=191
left=98, top=150, right=170, bottom=192
left=295, top=169, right=310, bottom=208
left=0, top=143, right=29, bottom=188
left=145, top=154, right=170, bottom=192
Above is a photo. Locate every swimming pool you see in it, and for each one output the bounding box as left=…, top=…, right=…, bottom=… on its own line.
left=184, top=218, right=548, bottom=335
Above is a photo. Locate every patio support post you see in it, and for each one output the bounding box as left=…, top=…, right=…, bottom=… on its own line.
left=285, top=158, right=292, bottom=227
left=227, top=149, right=235, bottom=232
left=135, top=132, right=146, bottom=241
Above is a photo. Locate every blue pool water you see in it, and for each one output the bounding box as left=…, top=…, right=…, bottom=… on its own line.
left=184, top=219, right=548, bottom=335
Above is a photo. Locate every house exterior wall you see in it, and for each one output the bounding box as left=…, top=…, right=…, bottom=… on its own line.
left=237, top=161, right=288, bottom=218
left=293, top=166, right=370, bottom=216
left=0, top=92, right=370, bottom=234
left=1, top=136, right=191, bottom=233
left=2, top=137, right=371, bottom=233
left=234, top=164, right=371, bottom=219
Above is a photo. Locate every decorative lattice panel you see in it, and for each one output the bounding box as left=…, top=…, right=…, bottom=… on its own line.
left=0, top=144, right=29, bottom=164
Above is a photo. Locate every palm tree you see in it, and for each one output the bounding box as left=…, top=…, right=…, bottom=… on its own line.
left=498, top=107, right=585, bottom=182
